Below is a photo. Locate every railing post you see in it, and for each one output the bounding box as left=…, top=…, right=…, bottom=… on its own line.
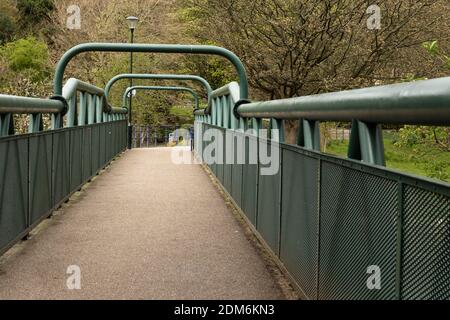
left=66, top=97, right=77, bottom=127
left=88, top=94, right=96, bottom=125
left=78, top=92, right=87, bottom=125
left=298, top=119, right=320, bottom=151
left=212, top=99, right=217, bottom=126
left=217, top=98, right=223, bottom=127
left=51, top=113, right=62, bottom=130
left=348, top=120, right=385, bottom=166
left=230, top=99, right=239, bottom=130
left=7, top=114, right=15, bottom=135
left=28, top=114, right=43, bottom=133
left=270, top=118, right=285, bottom=143
left=251, top=118, right=262, bottom=136
left=96, top=96, right=103, bottom=123
left=222, top=96, right=229, bottom=129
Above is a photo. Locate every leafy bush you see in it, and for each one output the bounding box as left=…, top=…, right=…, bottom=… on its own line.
left=396, top=126, right=450, bottom=152
left=169, top=106, right=194, bottom=125
left=423, top=160, right=450, bottom=181
left=17, top=0, right=54, bottom=24
left=0, top=11, right=16, bottom=44
left=1, top=37, right=49, bottom=79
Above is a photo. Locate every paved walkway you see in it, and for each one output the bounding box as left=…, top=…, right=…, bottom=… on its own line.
left=0, top=148, right=286, bottom=299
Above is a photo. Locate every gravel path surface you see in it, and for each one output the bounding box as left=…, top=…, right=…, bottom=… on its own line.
left=0, top=148, right=286, bottom=300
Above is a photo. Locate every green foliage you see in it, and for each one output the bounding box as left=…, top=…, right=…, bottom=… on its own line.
left=178, top=36, right=236, bottom=91
left=424, top=160, right=450, bottom=181
left=395, top=126, right=450, bottom=151
left=423, top=40, right=450, bottom=69
left=423, top=40, right=439, bottom=56
left=1, top=37, right=49, bottom=80
left=17, top=0, right=54, bottom=25
left=0, top=11, right=16, bottom=44
left=327, top=131, right=450, bottom=182
left=169, top=106, right=194, bottom=125
left=181, top=55, right=236, bottom=91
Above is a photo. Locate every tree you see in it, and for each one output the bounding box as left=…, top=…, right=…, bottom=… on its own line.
left=1, top=37, right=49, bottom=80
left=17, top=0, right=55, bottom=25
left=0, top=1, right=17, bottom=44
left=169, top=105, right=195, bottom=126
left=0, top=12, right=16, bottom=44
left=179, top=0, right=450, bottom=142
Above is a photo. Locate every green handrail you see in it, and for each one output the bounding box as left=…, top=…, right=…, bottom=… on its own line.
left=236, top=77, right=450, bottom=126
left=105, top=74, right=212, bottom=107
left=54, top=43, right=248, bottom=101
left=0, top=78, right=127, bottom=135
left=194, top=82, right=242, bottom=129
left=0, top=95, right=66, bottom=114
left=196, top=77, right=450, bottom=166
left=122, top=86, right=199, bottom=110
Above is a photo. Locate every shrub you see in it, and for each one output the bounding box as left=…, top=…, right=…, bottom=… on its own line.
left=1, top=37, right=49, bottom=79
left=0, top=12, right=16, bottom=44
left=17, top=0, right=54, bottom=24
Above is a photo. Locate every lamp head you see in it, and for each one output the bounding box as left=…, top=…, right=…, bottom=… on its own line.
left=126, top=16, right=139, bottom=30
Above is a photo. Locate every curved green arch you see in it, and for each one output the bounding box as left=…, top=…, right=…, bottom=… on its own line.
left=54, top=43, right=248, bottom=102
left=123, top=86, right=199, bottom=110
left=105, top=74, right=212, bottom=106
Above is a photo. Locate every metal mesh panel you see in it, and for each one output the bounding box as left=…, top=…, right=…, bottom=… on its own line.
left=121, top=121, right=127, bottom=151
left=224, top=130, right=233, bottom=194
left=319, top=161, right=398, bottom=300
left=114, top=122, right=119, bottom=155
left=402, top=185, right=450, bottom=300
left=257, top=139, right=281, bottom=254
left=29, top=134, right=53, bottom=225
left=83, top=126, right=92, bottom=180
left=52, top=130, right=70, bottom=205
left=105, top=123, right=112, bottom=162
left=216, top=127, right=224, bottom=184
left=203, top=124, right=218, bottom=175
left=195, top=122, right=201, bottom=157
left=112, top=122, right=118, bottom=156
left=70, top=128, right=83, bottom=191
left=195, top=124, right=450, bottom=300
left=99, top=124, right=107, bottom=167
left=231, top=131, right=244, bottom=208
left=241, top=134, right=258, bottom=225
left=0, top=121, right=125, bottom=255
left=280, top=147, right=319, bottom=299
left=91, top=125, right=100, bottom=174
left=0, top=137, right=28, bottom=251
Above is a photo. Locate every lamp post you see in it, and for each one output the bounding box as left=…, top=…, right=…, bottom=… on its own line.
left=126, top=16, right=138, bottom=149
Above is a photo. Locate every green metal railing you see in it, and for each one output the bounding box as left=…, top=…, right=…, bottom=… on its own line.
left=105, top=73, right=213, bottom=106
left=194, top=78, right=450, bottom=300
left=122, top=85, right=200, bottom=110
left=0, top=78, right=127, bottom=136
left=54, top=43, right=248, bottom=149
left=53, top=43, right=249, bottom=100
left=0, top=42, right=248, bottom=257
left=0, top=77, right=127, bottom=256
left=197, top=77, right=450, bottom=166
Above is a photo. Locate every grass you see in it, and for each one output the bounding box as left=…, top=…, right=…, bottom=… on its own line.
left=325, top=131, right=450, bottom=183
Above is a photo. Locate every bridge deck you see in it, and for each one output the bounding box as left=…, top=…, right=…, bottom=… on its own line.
left=0, top=148, right=286, bottom=299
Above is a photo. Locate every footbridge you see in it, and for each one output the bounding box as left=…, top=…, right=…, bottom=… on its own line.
left=0, top=43, right=449, bottom=300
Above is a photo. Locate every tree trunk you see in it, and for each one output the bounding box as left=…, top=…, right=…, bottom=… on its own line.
left=284, top=120, right=298, bottom=144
